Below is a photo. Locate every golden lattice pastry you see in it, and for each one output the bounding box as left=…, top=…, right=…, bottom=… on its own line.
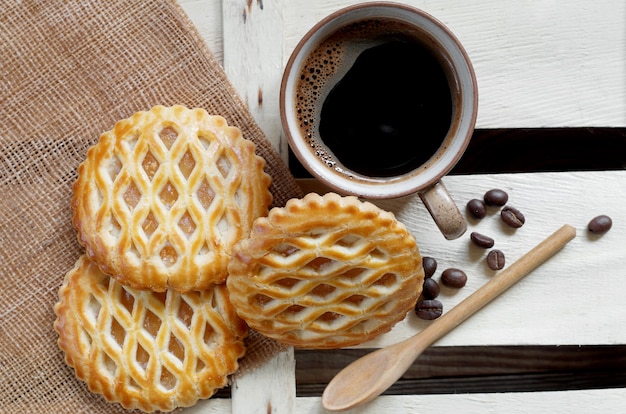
left=54, top=255, right=248, bottom=413
left=72, top=105, right=272, bottom=292
left=227, top=192, right=424, bottom=349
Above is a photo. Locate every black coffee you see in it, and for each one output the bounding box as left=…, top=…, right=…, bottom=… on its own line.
left=295, top=19, right=453, bottom=178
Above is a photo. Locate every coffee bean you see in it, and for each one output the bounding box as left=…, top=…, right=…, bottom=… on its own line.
left=422, top=256, right=437, bottom=278
left=470, top=232, right=495, bottom=248
left=466, top=198, right=487, bottom=219
left=441, top=268, right=467, bottom=288
left=501, top=206, right=525, bottom=228
left=484, top=189, right=509, bottom=206
left=588, top=215, right=612, bottom=234
left=487, top=249, right=505, bottom=270
left=422, top=278, right=440, bottom=299
left=415, top=299, right=443, bottom=320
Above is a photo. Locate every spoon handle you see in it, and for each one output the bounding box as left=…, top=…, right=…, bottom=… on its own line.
left=418, top=223, right=576, bottom=345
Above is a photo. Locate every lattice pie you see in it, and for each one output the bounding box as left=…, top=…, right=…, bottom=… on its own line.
left=227, top=193, right=424, bottom=349
left=72, top=105, right=272, bottom=292
left=54, top=255, right=247, bottom=412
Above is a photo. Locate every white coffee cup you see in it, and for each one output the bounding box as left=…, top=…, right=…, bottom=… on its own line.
left=280, top=2, right=478, bottom=240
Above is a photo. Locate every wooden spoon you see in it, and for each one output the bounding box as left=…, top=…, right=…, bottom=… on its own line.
left=322, top=224, right=576, bottom=412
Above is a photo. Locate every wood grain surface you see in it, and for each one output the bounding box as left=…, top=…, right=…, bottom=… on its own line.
left=182, top=0, right=626, bottom=160
left=176, top=1, right=626, bottom=412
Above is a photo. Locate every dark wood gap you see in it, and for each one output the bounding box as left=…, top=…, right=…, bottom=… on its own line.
left=296, top=370, right=626, bottom=397
left=295, top=345, right=626, bottom=397
left=289, top=127, right=626, bottom=178
left=453, top=128, right=626, bottom=174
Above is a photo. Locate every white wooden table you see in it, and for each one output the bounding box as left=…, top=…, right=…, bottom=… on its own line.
left=179, top=1, right=626, bottom=412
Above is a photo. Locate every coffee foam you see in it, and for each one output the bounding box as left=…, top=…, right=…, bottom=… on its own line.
left=294, top=18, right=449, bottom=179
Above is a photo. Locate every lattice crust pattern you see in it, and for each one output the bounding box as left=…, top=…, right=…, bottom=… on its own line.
left=54, top=255, right=248, bottom=413
left=227, top=193, right=424, bottom=349
left=71, top=105, right=272, bottom=292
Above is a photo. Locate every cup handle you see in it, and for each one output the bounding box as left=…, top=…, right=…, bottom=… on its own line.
left=419, top=180, right=467, bottom=240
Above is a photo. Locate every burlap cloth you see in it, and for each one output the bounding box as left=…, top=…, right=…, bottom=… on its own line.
left=0, top=1, right=303, bottom=412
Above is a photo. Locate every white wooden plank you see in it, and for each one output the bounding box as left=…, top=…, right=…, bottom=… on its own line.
left=220, top=3, right=297, bottom=414
left=294, top=388, right=626, bottom=413
left=179, top=3, right=296, bottom=414
left=221, top=0, right=287, bottom=160
left=180, top=0, right=626, bottom=130
left=281, top=0, right=626, bottom=129
left=300, top=170, right=626, bottom=347
left=175, top=3, right=626, bottom=413
left=182, top=398, right=232, bottom=413
left=187, top=350, right=296, bottom=414
left=184, top=387, right=626, bottom=413
left=180, top=0, right=626, bottom=129
left=185, top=170, right=626, bottom=413
left=231, top=348, right=296, bottom=413
left=187, top=349, right=296, bottom=414
left=179, top=0, right=626, bottom=349
left=177, top=0, right=224, bottom=62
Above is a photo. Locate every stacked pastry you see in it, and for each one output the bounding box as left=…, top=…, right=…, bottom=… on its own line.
left=55, top=105, right=425, bottom=412
left=54, top=105, right=272, bottom=412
